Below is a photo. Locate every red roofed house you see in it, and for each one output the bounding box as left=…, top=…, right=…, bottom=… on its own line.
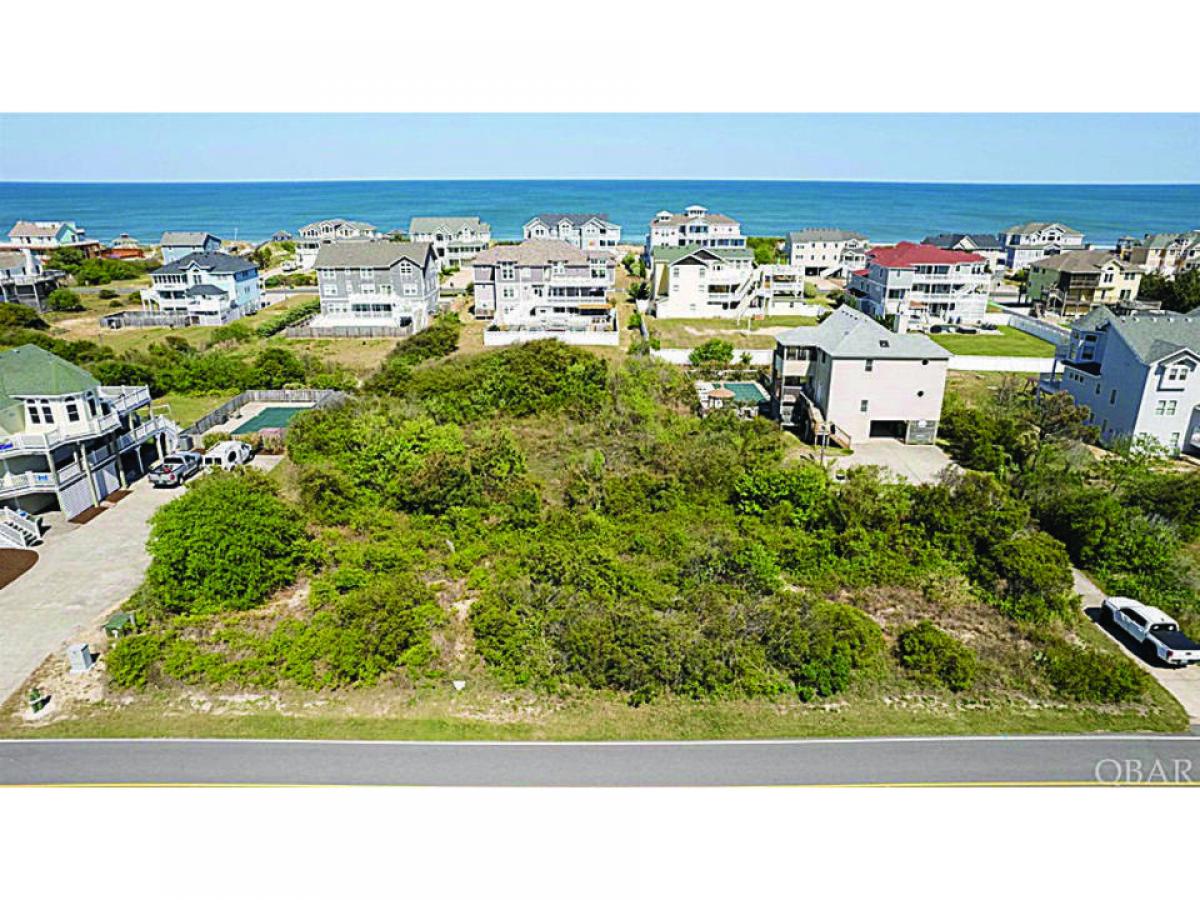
left=847, top=241, right=990, bottom=333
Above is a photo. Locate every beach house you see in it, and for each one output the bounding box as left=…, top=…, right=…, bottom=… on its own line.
left=785, top=228, right=870, bottom=280
left=295, top=219, right=380, bottom=268
left=847, top=242, right=990, bottom=333
left=0, top=345, right=178, bottom=532
left=522, top=214, right=622, bottom=251
left=312, top=241, right=440, bottom=334
left=472, top=240, right=616, bottom=345
left=144, top=252, right=262, bottom=326
left=408, top=217, right=491, bottom=268
left=1025, top=250, right=1143, bottom=318
left=1000, top=222, right=1086, bottom=271
left=771, top=306, right=950, bottom=446
left=646, top=206, right=745, bottom=255
left=3, top=221, right=101, bottom=259
left=0, top=249, right=64, bottom=311
left=159, top=231, right=222, bottom=264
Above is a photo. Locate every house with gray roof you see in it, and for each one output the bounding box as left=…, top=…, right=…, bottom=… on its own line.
left=1000, top=221, right=1085, bottom=271
left=408, top=216, right=491, bottom=267
left=785, top=228, right=870, bottom=279
left=647, top=206, right=745, bottom=255
left=1041, top=307, right=1200, bottom=453
left=771, top=305, right=949, bottom=446
left=0, top=345, right=178, bottom=530
left=160, top=231, right=222, bottom=264
left=3, top=220, right=101, bottom=260
left=1026, top=249, right=1143, bottom=318
left=144, top=251, right=261, bottom=326
left=0, top=249, right=64, bottom=312
left=647, top=245, right=808, bottom=320
left=311, top=241, right=439, bottom=334
left=472, top=240, right=616, bottom=345
left=922, top=232, right=1005, bottom=271
left=294, top=219, right=380, bottom=269
left=523, top=214, right=621, bottom=251
left=1122, top=230, right=1200, bottom=278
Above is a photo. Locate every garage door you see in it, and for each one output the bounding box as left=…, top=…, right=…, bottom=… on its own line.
left=869, top=420, right=906, bottom=439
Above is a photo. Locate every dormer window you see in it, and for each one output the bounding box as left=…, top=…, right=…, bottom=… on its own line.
left=500, top=262, right=516, bottom=280
left=1168, top=365, right=1189, bottom=382
left=66, top=399, right=80, bottom=423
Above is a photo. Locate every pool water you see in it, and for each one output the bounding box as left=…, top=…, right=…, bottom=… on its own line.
left=232, top=405, right=313, bottom=434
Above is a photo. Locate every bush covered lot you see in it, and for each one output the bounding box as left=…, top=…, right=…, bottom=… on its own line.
left=67, top=320, right=1189, bottom=739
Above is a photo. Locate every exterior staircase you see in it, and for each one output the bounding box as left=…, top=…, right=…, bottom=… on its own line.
left=0, top=507, right=42, bottom=549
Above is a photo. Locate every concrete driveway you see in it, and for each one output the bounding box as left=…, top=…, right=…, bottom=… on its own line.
left=1074, top=570, right=1200, bottom=726
left=0, top=479, right=186, bottom=703
left=831, top=439, right=956, bottom=485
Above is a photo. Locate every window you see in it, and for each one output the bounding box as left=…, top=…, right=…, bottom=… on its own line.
left=865, top=359, right=873, bottom=371
left=860, top=400, right=869, bottom=412
left=500, top=262, right=516, bottom=281
left=86, top=395, right=97, bottom=416
left=1168, top=365, right=1189, bottom=382
left=501, top=287, right=515, bottom=300
left=66, top=399, right=80, bottom=423
left=1109, top=389, right=1117, bottom=404
left=26, top=400, right=40, bottom=424
left=322, top=284, right=338, bottom=297
left=40, top=402, right=53, bottom=424
left=1155, top=399, right=1178, bottom=416
left=403, top=283, right=417, bottom=297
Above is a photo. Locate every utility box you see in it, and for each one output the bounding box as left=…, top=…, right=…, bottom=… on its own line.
left=67, top=643, right=95, bottom=674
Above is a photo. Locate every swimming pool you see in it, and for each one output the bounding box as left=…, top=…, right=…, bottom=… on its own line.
left=232, top=405, right=314, bottom=434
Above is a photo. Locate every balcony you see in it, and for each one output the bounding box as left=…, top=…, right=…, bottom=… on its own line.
left=0, top=411, right=122, bottom=457
left=0, top=470, right=60, bottom=499
left=98, top=385, right=152, bottom=415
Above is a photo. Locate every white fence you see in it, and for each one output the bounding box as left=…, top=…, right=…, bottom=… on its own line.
left=1004, top=311, right=1070, bottom=347
left=652, top=348, right=773, bottom=366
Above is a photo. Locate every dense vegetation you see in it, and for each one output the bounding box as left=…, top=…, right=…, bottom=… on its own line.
left=941, top=376, right=1200, bottom=634
left=103, top=343, right=1158, bottom=714
left=1139, top=270, right=1200, bottom=313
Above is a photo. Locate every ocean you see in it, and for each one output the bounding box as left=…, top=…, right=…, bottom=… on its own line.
left=0, top=180, right=1197, bottom=246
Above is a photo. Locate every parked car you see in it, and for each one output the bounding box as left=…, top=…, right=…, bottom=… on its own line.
left=282, top=261, right=298, bottom=273
left=202, top=440, right=253, bottom=471
left=148, top=451, right=203, bottom=488
left=1102, top=596, right=1200, bottom=667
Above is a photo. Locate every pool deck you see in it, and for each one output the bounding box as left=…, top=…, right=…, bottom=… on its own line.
left=202, top=401, right=314, bottom=437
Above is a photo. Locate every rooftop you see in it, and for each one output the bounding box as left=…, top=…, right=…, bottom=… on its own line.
left=7, top=220, right=74, bottom=239
left=1003, top=221, right=1083, bottom=236
left=776, top=305, right=950, bottom=360
left=527, top=213, right=611, bottom=227
left=160, top=231, right=218, bottom=246
left=1030, top=249, right=1126, bottom=274
left=314, top=240, right=434, bottom=268
left=154, top=251, right=257, bottom=276
left=1072, top=307, right=1200, bottom=365
left=650, top=210, right=739, bottom=227
left=409, top=216, right=489, bottom=234
left=867, top=242, right=984, bottom=268
left=922, top=232, right=1004, bottom=251
left=788, top=228, right=868, bottom=243
left=0, top=344, right=100, bottom=401
left=474, top=239, right=609, bottom=266
left=652, top=244, right=754, bottom=265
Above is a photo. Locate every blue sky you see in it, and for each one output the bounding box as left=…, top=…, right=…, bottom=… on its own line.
left=1, top=114, right=1197, bottom=183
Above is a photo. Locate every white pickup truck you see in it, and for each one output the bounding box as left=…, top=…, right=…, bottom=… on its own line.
left=1102, top=596, right=1200, bottom=667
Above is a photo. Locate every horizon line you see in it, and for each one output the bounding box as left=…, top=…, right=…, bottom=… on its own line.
left=3, top=177, right=1198, bottom=187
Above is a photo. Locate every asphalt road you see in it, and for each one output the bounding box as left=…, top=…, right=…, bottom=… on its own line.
left=2, top=736, right=1198, bottom=786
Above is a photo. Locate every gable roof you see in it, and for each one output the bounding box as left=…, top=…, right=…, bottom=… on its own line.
left=1030, top=249, right=1126, bottom=274
left=868, top=242, right=983, bottom=268
left=1072, top=307, right=1200, bottom=366
left=300, top=219, right=377, bottom=233
left=314, top=240, right=434, bottom=269
left=650, top=210, right=739, bottom=227
left=787, top=228, right=868, bottom=243
left=527, top=213, right=611, bottom=229
left=7, top=220, right=73, bottom=239
left=409, top=216, right=488, bottom=234
left=776, top=305, right=950, bottom=360
left=651, top=244, right=754, bottom=265
left=154, top=251, right=257, bottom=276
left=922, top=232, right=1004, bottom=251
left=1003, top=221, right=1083, bottom=236
left=0, top=344, right=100, bottom=399
left=473, top=239, right=609, bottom=266
left=160, top=231, right=218, bottom=246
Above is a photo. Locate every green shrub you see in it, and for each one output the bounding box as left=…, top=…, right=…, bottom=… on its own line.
left=98, top=288, right=119, bottom=299
left=991, top=530, right=1075, bottom=622
left=106, top=633, right=167, bottom=688
left=0, top=304, right=47, bottom=330
left=47, top=288, right=84, bottom=312
left=145, top=470, right=307, bottom=614
left=1037, top=639, right=1147, bottom=702
left=689, top=339, right=734, bottom=368
left=254, top=297, right=321, bottom=337
left=895, top=621, right=977, bottom=691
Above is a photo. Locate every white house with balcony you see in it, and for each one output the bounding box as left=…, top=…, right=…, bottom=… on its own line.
left=472, top=240, right=617, bottom=345
left=848, top=242, right=990, bottom=333
left=785, top=228, right=870, bottom=280
left=646, top=206, right=745, bottom=255
left=771, top=306, right=950, bottom=447
left=648, top=246, right=813, bottom=320
left=0, top=345, right=178, bottom=535
left=295, top=219, right=380, bottom=268
left=312, top=241, right=440, bottom=334
left=522, top=214, right=622, bottom=251
left=1039, top=307, right=1200, bottom=454
left=1000, top=222, right=1086, bottom=271
left=409, top=216, right=491, bottom=268
left=143, top=252, right=262, bottom=326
